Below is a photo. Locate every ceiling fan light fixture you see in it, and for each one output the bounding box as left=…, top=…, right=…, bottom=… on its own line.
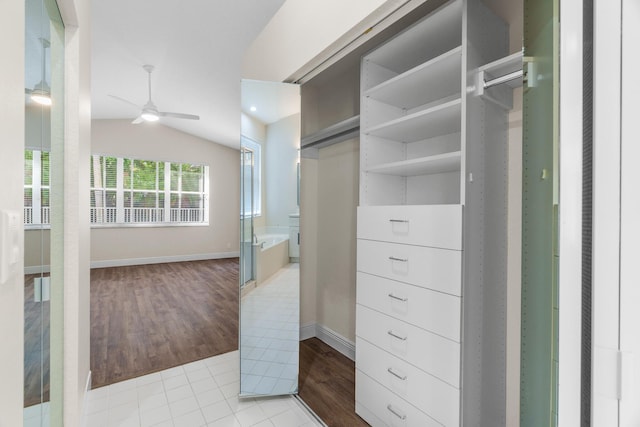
left=30, top=80, right=52, bottom=106
left=141, top=111, right=159, bottom=122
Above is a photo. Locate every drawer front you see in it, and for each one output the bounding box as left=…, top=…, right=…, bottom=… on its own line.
left=356, top=305, right=460, bottom=387
left=357, top=338, right=460, bottom=426
left=357, top=272, right=461, bottom=341
left=357, top=239, right=462, bottom=296
left=356, top=370, right=441, bottom=427
left=357, top=205, right=462, bottom=250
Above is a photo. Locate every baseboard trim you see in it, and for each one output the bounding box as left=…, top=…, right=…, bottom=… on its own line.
left=299, top=322, right=316, bottom=341
left=300, top=322, right=355, bottom=361
left=90, top=252, right=239, bottom=269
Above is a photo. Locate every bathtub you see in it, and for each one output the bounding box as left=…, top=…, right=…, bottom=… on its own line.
left=253, top=234, right=289, bottom=285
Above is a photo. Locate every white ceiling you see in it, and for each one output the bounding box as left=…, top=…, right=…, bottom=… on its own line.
left=91, top=0, right=286, bottom=149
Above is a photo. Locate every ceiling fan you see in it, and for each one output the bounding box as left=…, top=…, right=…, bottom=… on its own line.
left=109, top=64, right=200, bottom=124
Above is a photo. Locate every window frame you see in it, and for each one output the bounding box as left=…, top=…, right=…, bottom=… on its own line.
left=89, top=153, right=209, bottom=228
left=241, top=136, right=262, bottom=217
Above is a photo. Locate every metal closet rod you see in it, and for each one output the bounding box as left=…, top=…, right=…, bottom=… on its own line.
left=483, top=69, right=523, bottom=89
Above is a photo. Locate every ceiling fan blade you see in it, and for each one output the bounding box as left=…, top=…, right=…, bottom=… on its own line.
left=109, top=94, right=142, bottom=109
left=132, top=116, right=144, bottom=124
left=157, top=112, right=200, bottom=120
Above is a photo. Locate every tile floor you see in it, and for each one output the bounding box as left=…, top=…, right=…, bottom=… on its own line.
left=240, top=264, right=299, bottom=397
left=24, top=401, right=50, bottom=427
left=80, top=350, right=322, bottom=427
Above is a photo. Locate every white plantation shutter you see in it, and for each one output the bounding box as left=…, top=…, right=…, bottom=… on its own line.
left=89, top=154, right=208, bottom=225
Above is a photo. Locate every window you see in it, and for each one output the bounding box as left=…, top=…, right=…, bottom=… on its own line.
left=24, top=149, right=50, bottom=226
left=241, top=137, right=261, bottom=216
left=90, top=154, right=208, bottom=226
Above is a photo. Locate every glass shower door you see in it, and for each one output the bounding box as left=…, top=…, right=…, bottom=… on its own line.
left=240, top=147, right=255, bottom=287
left=24, top=0, right=64, bottom=425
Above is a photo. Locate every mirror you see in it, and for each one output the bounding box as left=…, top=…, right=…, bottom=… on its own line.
left=239, top=79, right=301, bottom=397
left=24, top=0, right=64, bottom=425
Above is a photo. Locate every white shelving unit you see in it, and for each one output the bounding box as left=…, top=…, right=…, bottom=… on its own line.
left=356, top=0, right=519, bottom=425
left=360, top=0, right=463, bottom=207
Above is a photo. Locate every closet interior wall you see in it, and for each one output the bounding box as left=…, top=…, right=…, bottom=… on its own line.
left=298, top=0, right=450, bottom=354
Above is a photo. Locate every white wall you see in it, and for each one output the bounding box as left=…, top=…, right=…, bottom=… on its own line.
left=90, top=119, right=240, bottom=265
left=300, top=157, right=318, bottom=327
left=265, top=114, right=300, bottom=228
left=315, top=139, right=360, bottom=341
left=243, top=0, right=387, bottom=81
left=57, top=0, right=92, bottom=422
left=241, top=112, right=266, bottom=144
left=0, top=1, right=25, bottom=425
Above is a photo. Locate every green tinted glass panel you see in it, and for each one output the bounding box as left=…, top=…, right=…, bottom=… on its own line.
left=520, top=0, right=559, bottom=425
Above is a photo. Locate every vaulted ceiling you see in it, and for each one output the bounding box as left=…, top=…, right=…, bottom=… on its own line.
left=91, top=0, right=286, bottom=149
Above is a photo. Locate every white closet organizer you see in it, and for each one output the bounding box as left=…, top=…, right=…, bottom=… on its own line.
left=356, top=0, right=518, bottom=425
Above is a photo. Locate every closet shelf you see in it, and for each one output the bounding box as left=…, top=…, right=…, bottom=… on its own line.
left=364, top=46, right=462, bottom=110
left=366, top=151, right=461, bottom=177
left=365, top=0, right=462, bottom=74
left=365, top=98, right=461, bottom=142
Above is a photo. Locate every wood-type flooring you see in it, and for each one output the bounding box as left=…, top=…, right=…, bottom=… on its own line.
left=24, top=259, right=365, bottom=426
left=24, top=273, right=50, bottom=408
left=90, top=258, right=239, bottom=387
left=299, top=338, right=368, bottom=427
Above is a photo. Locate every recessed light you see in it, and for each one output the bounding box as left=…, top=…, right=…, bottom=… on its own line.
left=250, top=106, right=257, bottom=112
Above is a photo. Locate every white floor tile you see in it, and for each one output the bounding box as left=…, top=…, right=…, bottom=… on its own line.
left=172, top=409, right=207, bottom=427
left=137, top=381, right=164, bottom=399
left=109, top=388, right=138, bottom=408
left=268, top=408, right=310, bottom=427
left=214, top=371, right=238, bottom=387
left=109, top=378, right=138, bottom=395
left=200, top=400, right=233, bottom=423
left=163, top=374, right=189, bottom=391
left=195, top=388, right=226, bottom=408
left=234, top=404, right=268, bottom=427
left=169, top=396, right=200, bottom=418
left=187, top=368, right=212, bottom=384
left=81, top=349, right=320, bottom=427
left=140, top=404, right=171, bottom=427
left=225, top=397, right=257, bottom=413
left=206, top=415, right=241, bottom=427
left=138, top=391, right=168, bottom=412
left=161, top=366, right=185, bottom=380
left=191, top=377, right=219, bottom=395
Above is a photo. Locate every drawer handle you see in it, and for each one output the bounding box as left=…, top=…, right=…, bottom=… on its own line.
left=387, top=330, right=407, bottom=341
left=386, top=404, right=407, bottom=420
left=389, top=219, right=409, bottom=223
left=387, top=367, right=407, bottom=381
left=388, top=293, right=408, bottom=302
left=388, top=256, right=408, bottom=262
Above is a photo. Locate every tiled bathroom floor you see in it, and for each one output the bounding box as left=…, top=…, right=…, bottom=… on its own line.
left=81, top=349, right=322, bottom=427
left=240, top=264, right=299, bottom=396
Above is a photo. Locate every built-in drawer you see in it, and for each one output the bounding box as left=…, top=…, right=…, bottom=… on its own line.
left=356, top=370, right=441, bottom=427
left=357, top=205, right=462, bottom=250
left=356, top=272, right=461, bottom=341
left=356, top=305, right=460, bottom=387
left=357, top=338, right=460, bottom=426
left=357, top=239, right=462, bottom=296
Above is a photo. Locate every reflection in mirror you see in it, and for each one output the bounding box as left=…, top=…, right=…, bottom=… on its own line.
left=240, top=80, right=301, bottom=397
left=24, top=0, right=64, bottom=425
